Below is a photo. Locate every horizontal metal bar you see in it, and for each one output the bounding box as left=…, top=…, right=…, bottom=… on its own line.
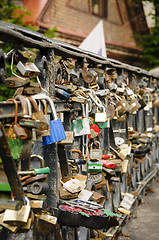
left=0, top=101, right=81, bottom=120
left=0, top=21, right=158, bottom=78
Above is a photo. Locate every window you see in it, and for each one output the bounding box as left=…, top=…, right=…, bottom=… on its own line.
left=89, top=0, right=107, bottom=18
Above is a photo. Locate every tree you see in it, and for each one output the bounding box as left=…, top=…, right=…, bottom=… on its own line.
left=134, top=0, right=159, bottom=69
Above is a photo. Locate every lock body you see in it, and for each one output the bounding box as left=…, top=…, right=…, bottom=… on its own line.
left=90, top=141, right=102, bottom=159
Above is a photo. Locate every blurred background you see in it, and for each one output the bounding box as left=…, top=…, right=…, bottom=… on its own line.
left=0, top=0, right=158, bottom=69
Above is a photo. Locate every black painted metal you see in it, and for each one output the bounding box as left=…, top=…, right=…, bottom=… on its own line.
left=0, top=122, right=25, bottom=204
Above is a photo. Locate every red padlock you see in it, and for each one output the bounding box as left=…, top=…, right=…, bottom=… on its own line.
left=88, top=123, right=99, bottom=138
left=100, top=159, right=116, bottom=169
left=101, top=154, right=110, bottom=159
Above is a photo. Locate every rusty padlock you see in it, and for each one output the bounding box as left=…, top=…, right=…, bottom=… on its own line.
left=7, top=98, right=28, bottom=139
left=27, top=97, right=49, bottom=131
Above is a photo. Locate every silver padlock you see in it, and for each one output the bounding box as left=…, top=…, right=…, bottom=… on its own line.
left=95, top=106, right=107, bottom=123
left=89, top=141, right=102, bottom=159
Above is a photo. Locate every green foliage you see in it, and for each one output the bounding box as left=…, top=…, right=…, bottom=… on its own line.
left=133, top=0, right=159, bottom=69
left=0, top=0, right=57, bottom=100
left=0, top=0, right=30, bottom=25
left=44, top=27, right=58, bottom=39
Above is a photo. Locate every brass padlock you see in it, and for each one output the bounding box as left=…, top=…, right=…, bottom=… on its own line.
left=27, top=97, right=49, bottom=131
left=17, top=47, right=37, bottom=60
left=7, top=98, right=28, bottom=139
left=0, top=213, right=19, bottom=232
left=60, top=131, right=74, bottom=144
left=152, top=93, right=159, bottom=107
left=128, top=95, right=141, bottom=114
left=137, top=94, right=146, bottom=110
left=90, top=141, right=102, bottom=159
left=144, top=94, right=152, bottom=111
left=110, top=146, right=127, bottom=160
left=3, top=205, right=30, bottom=225
left=114, top=94, right=130, bottom=116
left=38, top=99, right=50, bottom=137
left=4, top=76, right=30, bottom=88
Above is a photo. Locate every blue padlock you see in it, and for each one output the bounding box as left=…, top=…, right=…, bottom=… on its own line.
left=31, top=94, right=66, bottom=145
left=42, top=96, right=66, bottom=145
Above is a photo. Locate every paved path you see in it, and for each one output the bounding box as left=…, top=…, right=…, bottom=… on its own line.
left=118, top=179, right=159, bottom=240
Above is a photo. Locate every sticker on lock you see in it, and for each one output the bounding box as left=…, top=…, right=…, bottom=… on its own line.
left=88, top=160, right=102, bottom=172
left=72, top=103, right=90, bottom=136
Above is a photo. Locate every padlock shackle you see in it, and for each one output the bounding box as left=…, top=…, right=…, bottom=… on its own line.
left=26, top=96, right=39, bottom=112
left=90, top=140, right=101, bottom=148
left=31, top=94, right=58, bottom=120
left=7, top=98, right=18, bottom=125
left=45, top=96, right=58, bottom=120
left=41, top=99, right=47, bottom=115
left=15, top=95, right=28, bottom=116
left=25, top=97, right=32, bottom=116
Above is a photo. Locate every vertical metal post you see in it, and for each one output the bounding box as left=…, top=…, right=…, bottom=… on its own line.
left=0, top=122, right=25, bottom=204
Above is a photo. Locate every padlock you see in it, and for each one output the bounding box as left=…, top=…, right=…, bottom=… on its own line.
left=60, top=131, right=74, bottom=144
left=0, top=199, right=23, bottom=211
left=7, top=98, right=27, bottom=139
left=3, top=205, right=30, bottom=225
left=152, top=93, right=159, bottom=107
left=16, top=61, right=40, bottom=78
left=56, top=87, right=70, bottom=100
left=82, top=68, right=98, bottom=83
left=72, top=103, right=90, bottom=136
left=122, top=160, right=129, bottom=173
left=18, top=96, right=38, bottom=130
left=35, top=211, right=57, bottom=225
left=4, top=76, right=30, bottom=88
left=15, top=94, right=29, bottom=116
left=128, top=95, right=141, bottom=114
left=39, top=99, right=50, bottom=136
left=88, top=123, right=99, bottom=138
left=144, top=94, right=152, bottom=111
left=114, top=94, right=130, bottom=116
left=30, top=200, right=43, bottom=209
left=23, top=86, right=41, bottom=95
left=27, top=97, right=49, bottom=131
left=90, top=141, right=102, bottom=159
left=88, top=159, right=102, bottom=173
left=117, top=114, right=126, bottom=122
left=17, top=47, right=37, bottom=60
left=109, top=146, right=127, bottom=160
left=137, top=94, right=147, bottom=110
left=25, top=97, right=38, bottom=141
left=95, top=106, right=107, bottom=123
left=0, top=213, right=19, bottom=233
left=32, top=93, right=66, bottom=144
left=30, top=154, right=44, bottom=168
